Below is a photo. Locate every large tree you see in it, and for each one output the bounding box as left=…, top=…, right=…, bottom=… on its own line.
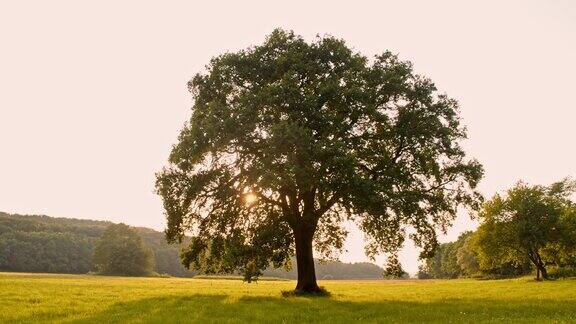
left=475, top=179, right=576, bottom=280
left=156, top=29, right=483, bottom=292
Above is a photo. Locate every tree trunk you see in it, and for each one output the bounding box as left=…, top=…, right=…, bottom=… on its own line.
left=530, top=251, right=548, bottom=280
left=294, top=226, right=321, bottom=293
left=537, top=263, right=548, bottom=280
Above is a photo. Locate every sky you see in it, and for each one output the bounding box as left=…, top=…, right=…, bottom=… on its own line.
left=1, top=0, right=575, bottom=274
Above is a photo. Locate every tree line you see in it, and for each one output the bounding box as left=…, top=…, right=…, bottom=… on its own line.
left=0, top=213, right=191, bottom=277
left=0, top=212, right=384, bottom=279
left=2, top=178, right=573, bottom=280
left=419, top=179, right=576, bottom=280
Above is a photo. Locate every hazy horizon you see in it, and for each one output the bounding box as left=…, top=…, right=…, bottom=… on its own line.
left=1, top=0, right=575, bottom=274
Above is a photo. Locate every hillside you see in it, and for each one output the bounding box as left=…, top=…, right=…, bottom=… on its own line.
left=0, top=212, right=192, bottom=277
left=0, top=212, right=384, bottom=279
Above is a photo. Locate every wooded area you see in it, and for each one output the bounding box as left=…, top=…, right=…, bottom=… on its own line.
left=0, top=212, right=191, bottom=276
left=419, top=180, right=576, bottom=280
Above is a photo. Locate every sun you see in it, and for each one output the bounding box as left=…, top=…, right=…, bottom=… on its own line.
left=244, top=193, right=258, bottom=205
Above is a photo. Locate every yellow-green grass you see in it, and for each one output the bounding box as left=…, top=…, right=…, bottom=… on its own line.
left=1, top=272, right=575, bottom=323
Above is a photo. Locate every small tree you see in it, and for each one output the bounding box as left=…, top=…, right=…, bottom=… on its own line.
left=93, top=223, right=154, bottom=276
left=475, top=179, right=576, bottom=280
left=156, top=29, right=483, bottom=292
left=383, top=255, right=407, bottom=279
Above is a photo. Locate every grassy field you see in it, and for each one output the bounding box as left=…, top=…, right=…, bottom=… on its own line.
left=1, top=272, right=575, bottom=323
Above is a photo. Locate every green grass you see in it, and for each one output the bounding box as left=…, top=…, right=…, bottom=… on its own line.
left=1, top=272, right=575, bottom=323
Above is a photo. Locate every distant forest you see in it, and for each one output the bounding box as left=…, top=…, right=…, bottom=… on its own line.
left=0, top=212, right=384, bottom=279
left=0, top=212, right=191, bottom=277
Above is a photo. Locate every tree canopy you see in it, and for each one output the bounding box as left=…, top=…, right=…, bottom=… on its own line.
left=156, top=29, right=483, bottom=292
left=93, top=223, right=155, bottom=276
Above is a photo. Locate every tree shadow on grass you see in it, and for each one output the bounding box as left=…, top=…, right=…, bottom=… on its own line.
left=281, top=286, right=331, bottom=298
left=38, top=293, right=575, bottom=323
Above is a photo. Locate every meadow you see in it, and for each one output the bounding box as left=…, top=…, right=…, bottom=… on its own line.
left=1, top=272, right=575, bottom=323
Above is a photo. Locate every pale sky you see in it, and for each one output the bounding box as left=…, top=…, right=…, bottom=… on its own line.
left=1, top=0, right=575, bottom=274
